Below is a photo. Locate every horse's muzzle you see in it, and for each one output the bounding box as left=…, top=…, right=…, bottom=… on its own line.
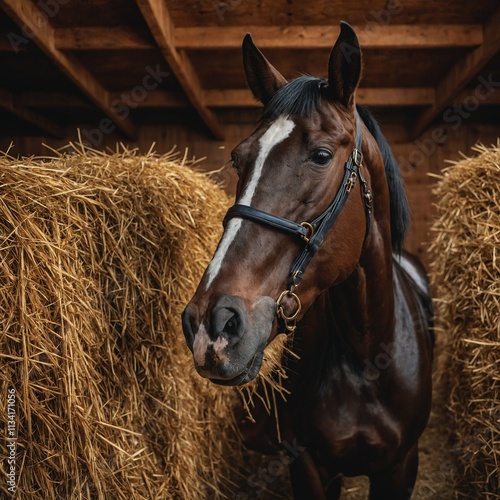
left=182, top=294, right=276, bottom=385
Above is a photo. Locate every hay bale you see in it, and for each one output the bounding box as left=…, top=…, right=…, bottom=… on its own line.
left=429, top=143, right=500, bottom=499
left=0, top=143, right=241, bottom=499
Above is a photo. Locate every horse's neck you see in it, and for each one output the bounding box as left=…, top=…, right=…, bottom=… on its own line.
left=297, top=233, right=396, bottom=375
left=330, top=247, right=396, bottom=360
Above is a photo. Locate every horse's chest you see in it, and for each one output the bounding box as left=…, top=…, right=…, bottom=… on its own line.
left=302, top=393, right=403, bottom=473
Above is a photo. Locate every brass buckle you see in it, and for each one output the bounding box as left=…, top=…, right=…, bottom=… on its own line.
left=346, top=171, right=358, bottom=193
left=276, top=289, right=302, bottom=333
left=364, top=190, right=374, bottom=207
left=352, top=148, right=363, bottom=167
left=299, top=221, right=314, bottom=243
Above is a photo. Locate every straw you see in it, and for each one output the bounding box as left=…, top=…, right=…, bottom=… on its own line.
left=0, top=143, right=242, bottom=499
left=429, top=142, right=500, bottom=498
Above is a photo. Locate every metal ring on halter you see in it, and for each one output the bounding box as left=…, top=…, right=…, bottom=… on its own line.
left=276, top=289, right=302, bottom=333
left=299, top=221, right=314, bottom=243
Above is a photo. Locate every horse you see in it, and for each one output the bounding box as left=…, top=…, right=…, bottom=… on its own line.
left=182, top=22, right=434, bottom=499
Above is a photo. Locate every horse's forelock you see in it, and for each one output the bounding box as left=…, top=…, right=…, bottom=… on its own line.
left=262, top=76, right=325, bottom=121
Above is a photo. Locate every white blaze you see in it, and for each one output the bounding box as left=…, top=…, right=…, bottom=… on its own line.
left=204, top=116, right=295, bottom=289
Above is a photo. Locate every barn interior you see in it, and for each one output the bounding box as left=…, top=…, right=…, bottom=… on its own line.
left=1, top=2, right=499, bottom=499
left=0, top=0, right=499, bottom=260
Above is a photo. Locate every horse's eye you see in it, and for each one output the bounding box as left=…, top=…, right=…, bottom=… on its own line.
left=230, top=153, right=239, bottom=171
left=311, top=149, right=332, bottom=166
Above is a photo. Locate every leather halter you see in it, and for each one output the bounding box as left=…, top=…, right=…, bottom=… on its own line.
left=223, top=113, right=373, bottom=333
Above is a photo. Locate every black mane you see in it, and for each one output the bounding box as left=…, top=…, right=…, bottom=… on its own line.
left=356, top=105, right=410, bottom=252
left=261, top=76, right=410, bottom=251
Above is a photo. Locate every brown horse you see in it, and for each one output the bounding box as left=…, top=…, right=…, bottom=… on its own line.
left=182, top=22, right=434, bottom=499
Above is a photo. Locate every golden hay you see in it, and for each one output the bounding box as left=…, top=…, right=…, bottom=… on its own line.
left=0, top=143, right=245, bottom=499
left=429, top=142, right=500, bottom=499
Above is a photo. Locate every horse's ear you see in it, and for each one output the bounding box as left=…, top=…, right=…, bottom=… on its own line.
left=327, top=22, right=362, bottom=106
left=242, top=33, right=287, bottom=105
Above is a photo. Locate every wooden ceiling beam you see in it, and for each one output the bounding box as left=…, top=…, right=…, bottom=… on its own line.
left=412, top=6, right=500, bottom=138
left=55, top=27, right=155, bottom=50
left=16, top=92, right=93, bottom=109
left=0, top=88, right=65, bottom=137
left=16, top=88, right=438, bottom=109
left=175, top=24, right=483, bottom=50
left=48, top=24, right=483, bottom=52
left=21, top=86, right=500, bottom=110
left=135, top=0, right=225, bottom=139
left=120, top=91, right=189, bottom=108
left=356, top=88, right=436, bottom=107
left=0, top=0, right=137, bottom=139
left=17, top=91, right=190, bottom=109
left=204, top=89, right=257, bottom=108
left=204, top=88, right=437, bottom=107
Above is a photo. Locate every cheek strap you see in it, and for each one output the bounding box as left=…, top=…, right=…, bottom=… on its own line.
left=223, top=112, right=372, bottom=333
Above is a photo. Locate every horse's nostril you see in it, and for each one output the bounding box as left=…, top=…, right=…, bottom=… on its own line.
left=181, top=303, right=198, bottom=349
left=223, top=315, right=239, bottom=337
left=211, top=297, right=247, bottom=343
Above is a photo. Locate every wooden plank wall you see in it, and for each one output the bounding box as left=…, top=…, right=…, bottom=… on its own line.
left=386, top=121, right=499, bottom=266
left=1, top=119, right=498, bottom=268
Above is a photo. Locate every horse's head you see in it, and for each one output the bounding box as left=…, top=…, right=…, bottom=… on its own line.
left=182, top=22, right=381, bottom=385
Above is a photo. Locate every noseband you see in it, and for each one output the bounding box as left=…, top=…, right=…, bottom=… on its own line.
left=223, top=113, right=373, bottom=334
